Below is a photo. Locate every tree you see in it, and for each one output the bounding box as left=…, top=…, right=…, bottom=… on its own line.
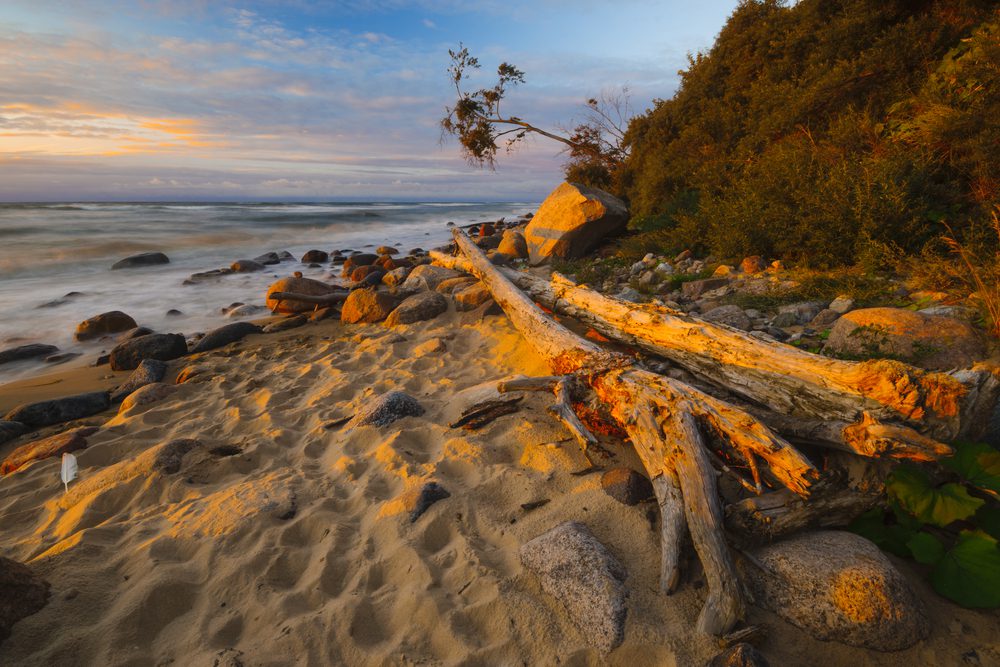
left=441, top=45, right=630, bottom=188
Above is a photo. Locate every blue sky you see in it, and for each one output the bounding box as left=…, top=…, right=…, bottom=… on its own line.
left=0, top=0, right=740, bottom=201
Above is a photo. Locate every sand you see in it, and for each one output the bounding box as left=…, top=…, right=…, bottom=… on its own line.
left=2, top=308, right=999, bottom=666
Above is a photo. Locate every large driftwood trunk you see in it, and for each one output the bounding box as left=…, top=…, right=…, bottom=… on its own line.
left=447, top=230, right=824, bottom=635
left=430, top=250, right=999, bottom=460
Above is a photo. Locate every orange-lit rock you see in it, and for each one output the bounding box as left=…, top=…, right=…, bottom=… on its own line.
left=524, top=182, right=628, bottom=265
left=265, top=276, right=335, bottom=314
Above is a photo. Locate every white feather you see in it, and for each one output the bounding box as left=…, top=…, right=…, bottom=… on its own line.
left=61, top=452, right=78, bottom=493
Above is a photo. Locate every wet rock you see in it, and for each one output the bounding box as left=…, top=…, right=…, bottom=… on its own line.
left=600, top=468, right=654, bottom=506
left=350, top=264, right=381, bottom=282
left=42, top=352, right=79, bottom=365
left=0, top=420, right=27, bottom=446
left=0, top=344, right=59, bottom=365
left=120, top=326, right=156, bottom=342
left=402, top=481, right=451, bottom=522
left=742, top=531, right=929, bottom=651
left=185, top=268, right=233, bottom=283
left=226, top=304, right=267, bottom=319
left=74, top=311, right=138, bottom=341
left=681, top=278, right=730, bottom=300
left=109, top=333, right=187, bottom=371
left=0, top=426, right=97, bottom=474
left=741, top=256, right=767, bottom=275
left=230, top=259, right=265, bottom=273
left=252, top=252, right=281, bottom=265
left=340, top=253, right=379, bottom=277
left=0, top=557, right=50, bottom=644
left=382, top=266, right=411, bottom=288
left=111, top=252, right=169, bottom=270
left=262, top=315, right=308, bottom=333
left=826, top=307, right=985, bottom=370
left=401, top=264, right=462, bottom=292
left=110, top=359, right=167, bottom=403
left=701, top=304, right=752, bottom=331
left=520, top=521, right=627, bottom=654
left=777, top=302, right=825, bottom=326
left=340, top=288, right=399, bottom=324
left=376, top=245, right=398, bottom=255
left=265, top=276, right=337, bottom=313
left=190, top=322, right=262, bottom=354
left=524, top=182, right=629, bottom=264
left=498, top=229, right=528, bottom=259
left=300, top=249, right=329, bottom=263
left=453, top=282, right=491, bottom=311
left=385, top=291, right=449, bottom=327
left=5, top=393, right=109, bottom=428
left=118, top=383, right=176, bottom=416
left=347, top=390, right=425, bottom=428
left=708, top=643, right=770, bottom=667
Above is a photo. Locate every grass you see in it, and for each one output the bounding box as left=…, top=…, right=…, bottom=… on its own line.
left=723, top=268, right=903, bottom=311
left=941, top=208, right=1000, bottom=339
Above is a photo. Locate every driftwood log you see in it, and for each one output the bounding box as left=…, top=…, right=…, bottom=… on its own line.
left=446, top=229, right=828, bottom=635
left=430, top=250, right=1000, bottom=461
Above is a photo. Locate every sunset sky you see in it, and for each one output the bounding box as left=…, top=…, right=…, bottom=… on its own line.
left=1, top=1, right=739, bottom=201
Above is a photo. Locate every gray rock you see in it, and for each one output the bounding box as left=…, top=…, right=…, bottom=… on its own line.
left=4, top=391, right=110, bottom=427
left=252, top=252, right=281, bottom=265
left=300, top=249, right=329, bottom=263
left=520, top=521, right=627, bottom=654
left=385, top=291, right=449, bottom=327
left=0, top=557, right=50, bottom=645
left=617, top=287, right=643, bottom=303
left=777, top=301, right=825, bottom=325
left=0, top=344, right=59, bottom=365
left=230, top=259, right=266, bottom=273
left=918, top=305, right=979, bottom=321
left=770, top=311, right=799, bottom=328
left=681, top=278, right=729, bottom=300
left=701, top=304, right=752, bottom=331
left=190, top=322, right=262, bottom=354
left=810, top=308, right=841, bottom=328
left=828, top=296, right=855, bottom=314
left=742, top=531, right=929, bottom=651
left=120, top=326, right=155, bottom=341
left=226, top=304, right=268, bottom=319
left=0, top=420, right=27, bottom=446
left=600, top=468, right=654, bottom=506
left=347, top=391, right=424, bottom=428
left=110, top=359, right=167, bottom=403
left=109, top=333, right=187, bottom=371
left=111, top=252, right=170, bottom=270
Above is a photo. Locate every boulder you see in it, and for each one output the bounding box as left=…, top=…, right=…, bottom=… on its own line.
left=346, top=391, right=425, bottom=428
left=681, top=278, right=729, bottom=300
left=355, top=269, right=386, bottom=288
left=382, top=267, right=411, bottom=288
left=111, top=252, right=169, bottom=270
left=252, top=252, right=281, bottom=265
left=376, top=245, right=398, bottom=255
left=453, top=283, right=491, bottom=311
left=0, top=557, right=50, bottom=644
left=118, top=383, right=176, bottom=416
left=777, top=301, right=825, bottom=326
left=340, top=288, right=398, bottom=324
left=4, top=393, right=109, bottom=428
left=110, top=359, right=167, bottom=403
left=701, top=305, right=752, bottom=331
left=109, top=333, right=187, bottom=371
left=385, top=291, right=449, bottom=327
left=825, top=307, right=985, bottom=370
left=190, top=322, right=262, bottom=354
left=524, top=182, right=629, bottom=264
left=742, top=531, right=929, bottom=651
left=300, top=249, right=329, bottom=263
left=350, top=264, right=381, bottom=283
left=0, top=427, right=97, bottom=474
left=520, top=521, right=627, bottom=654
left=0, top=420, right=27, bottom=446
left=230, top=259, right=265, bottom=273
left=436, top=277, right=478, bottom=294
left=74, top=311, right=138, bottom=341
left=497, top=229, right=528, bottom=259
left=401, top=264, right=462, bottom=292
left=340, top=253, right=379, bottom=277
left=120, top=326, right=155, bottom=341
left=265, top=276, right=336, bottom=314
left=600, top=468, right=654, bottom=506
left=0, top=343, right=59, bottom=365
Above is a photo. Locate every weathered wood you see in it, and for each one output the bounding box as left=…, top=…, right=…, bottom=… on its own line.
left=430, top=250, right=993, bottom=458
left=450, top=229, right=817, bottom=635
left=652, top=473, right=685, bottom=594
left=725, top=486, right=880, bottom=545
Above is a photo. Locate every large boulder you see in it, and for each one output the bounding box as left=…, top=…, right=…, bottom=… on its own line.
left=400, top=265, right=462, bottom=292
left=0, top=344, right=59, bottom=365
left=4, top=393, right=109, bottom=428
left=0, top=557, right=50, bottom=644
left=190, top=322, right=261, bottom=354
left=742, top=531, right=929, bottom=651
left=497, top=229, right=528, bottom=259
left=520, top=521, right=628, bottom=654
left=265, top=276, right=336, bottom=314
left=385, top=291, right=448, bottom=327
left=109, top=333, right=187, bottom=371
left=340, top=288, right=398, bottom=324
left=825, top=307, right=985, bottom=370
left=523, top=182, right=628, bottom=265
left=111, top=252, right=169, bottom=270
left=74, top=310, right=138, bottom=340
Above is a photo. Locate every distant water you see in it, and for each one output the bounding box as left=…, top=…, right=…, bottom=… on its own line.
left=0, top=201, right=536, bottom=384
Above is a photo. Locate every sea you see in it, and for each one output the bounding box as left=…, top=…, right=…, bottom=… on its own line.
left=0, top=201, right=538, bottom=385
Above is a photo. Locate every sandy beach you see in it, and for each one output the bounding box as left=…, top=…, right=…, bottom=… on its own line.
left=2, top=298, right=999, bottom=666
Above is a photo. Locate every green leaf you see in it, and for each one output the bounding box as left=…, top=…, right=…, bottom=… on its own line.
left=975, top=505, right=1000, bottom=541
left=931, top=531, right=1000, bottom=608
left=906, top=532, right=945, bottom=565
left=849, top=508, right=918, bottom=558
left=943, top=441, right=1000, bottom=498
left=887, top=465, right=984, bottom=527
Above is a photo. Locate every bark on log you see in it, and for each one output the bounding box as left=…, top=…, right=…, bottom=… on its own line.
left=430, top=250, right=997, bottom=459
left=449, top=229, right=818, bottom=635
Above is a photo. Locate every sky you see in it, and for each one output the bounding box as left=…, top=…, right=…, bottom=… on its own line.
left=0, top=0, right=740, bottom=201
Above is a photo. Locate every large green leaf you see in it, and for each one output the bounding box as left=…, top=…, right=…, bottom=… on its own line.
left=887, top=465, right=984, bottom=527
left=931, top=531, right=1000, bottom=608
left=975, top=505, right=1000, bottom=541
left=906, top=532, right=945, bottom=565
left=849, top=508, right=918, bottom=558
left=943, top=441, right=1000, bottom=498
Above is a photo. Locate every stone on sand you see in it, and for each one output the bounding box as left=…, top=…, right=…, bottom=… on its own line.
left=110, top=359, right=167, bottom=403
left=4, top=392, right=110, bottom=428
left=74, top=311, right=138, bottom=341
left=0, top=344, right=59, bottom=366
left=0, top=426, right=97, bottom=475
left=117, top=383, right=176, bottom=417
left=340, top=288, right=398, bottom=324
left=190, top=321, right=262, bottom=354
left=401, top=264, right=462, bottom=292
left=600, top=468, right=654, bottom=506
left=265, top=276, right=337, bottom=314
left=109, top=333, right=187, bottom=371
left=385, top=291, right=448, bottom=327
left=347, top=391, right=424, bottom=428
